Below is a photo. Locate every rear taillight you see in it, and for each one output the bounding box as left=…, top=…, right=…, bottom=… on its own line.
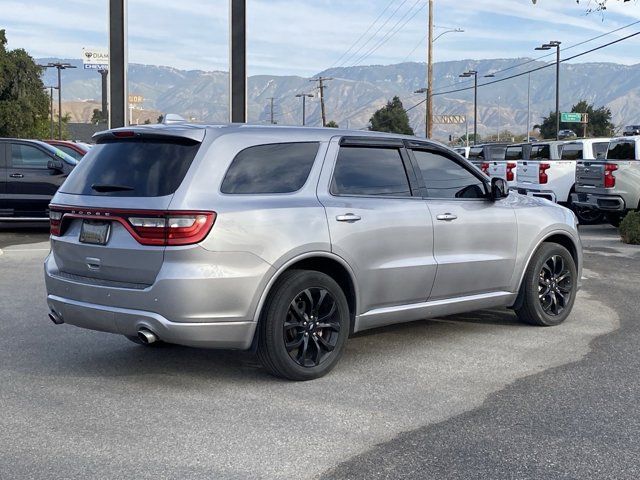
left=47, top=206, right=216, bottom=246
left=49, top=210, right=63, bottom=236
left=539, top=163, right=551, bottom=184
left=481, top=162, right=490, bottom=175
left=127, top=213, right=215, bottom=246
left=604, top=163, right=618, bottom=188
left=506, top=162, right=516, bottom=182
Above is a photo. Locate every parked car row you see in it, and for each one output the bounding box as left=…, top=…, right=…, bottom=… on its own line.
left=461, top=137, right=622, bottom=224
left=0, top=139, right=88, bottom=220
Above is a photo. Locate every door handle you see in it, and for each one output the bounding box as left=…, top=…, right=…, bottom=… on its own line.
left=9, top=173, right=24, bottom=178
left=336, top=213, right=362, bottom=223
left=436, top=213, right=458, bottom=221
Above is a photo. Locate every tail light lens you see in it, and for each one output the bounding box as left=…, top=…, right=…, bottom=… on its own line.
left=506, top=162, right=516, bottom=182
left=48, top=206, right=216, bottom=246
left=481, top=162, right=490, bottom=175
left=539, top=163, right=551, bottom=184
left=49, top=210, right=63, bottom=236
left=604, top=163, right=618, bottom=188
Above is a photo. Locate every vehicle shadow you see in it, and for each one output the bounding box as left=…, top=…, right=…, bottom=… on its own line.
left=0, top=222, right=50, bottom=249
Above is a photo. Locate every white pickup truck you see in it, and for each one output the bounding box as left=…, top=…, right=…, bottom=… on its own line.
left=516, top=139, right=610, bottom=223
left=572, top=136, right=640, bottom=226
left=481, top=143, right=531, bottom=189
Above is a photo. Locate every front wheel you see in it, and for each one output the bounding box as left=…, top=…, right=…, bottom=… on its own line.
left=573, top=206, right=604, bottom=225
left=257, top=270, right=349, bottom=381
left=515, top=243, right=577, bottom=326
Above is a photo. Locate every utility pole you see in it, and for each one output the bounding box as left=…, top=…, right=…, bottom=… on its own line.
left=527, top=73, right=531, bottom=141
left=460, top=70, right=478, bottom=145
left=39, top=62, right=76, bottom=139
left=43, top=86, right=58, bottom=139
left=229, top=0, right=247, bottom=123
left=109, top=0, right=128, bottom=128
left=268, top=97, right=275, bottom=124
left=98, top=69, right=109, bottom=122
left=426, top=0, right=434, bottom=138
left=310, top=77, right=332, bottom=127
left=295, top=93, right=314, bottom=126
left=536, top=40, right=561, bottom=140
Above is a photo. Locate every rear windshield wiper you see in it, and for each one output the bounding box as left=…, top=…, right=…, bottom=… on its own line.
left=91, top=183, right=134, bottom=192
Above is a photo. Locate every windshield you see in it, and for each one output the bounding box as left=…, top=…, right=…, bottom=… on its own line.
left=38, top=142, right=78, bottom=165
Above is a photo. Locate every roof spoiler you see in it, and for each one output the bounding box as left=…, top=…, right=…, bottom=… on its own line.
left=92, top=125, right=205, bottom=144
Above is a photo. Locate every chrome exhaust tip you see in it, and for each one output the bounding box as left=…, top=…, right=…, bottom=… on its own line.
left=48, top=310, right=64, bottom=325
left=137, top=328, right=158, bottom=345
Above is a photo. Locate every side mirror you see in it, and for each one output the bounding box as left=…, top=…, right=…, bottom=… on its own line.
left=490, top=177, right=508, bottom=201
left=47, top=159, right=64, bottom=171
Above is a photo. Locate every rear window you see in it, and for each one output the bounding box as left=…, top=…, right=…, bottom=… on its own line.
left=221, top=142, right=319, bottom=194
left=60, top=138, right=200, bottom=197
left=530, top=144, right=551, bottom=160
left=505, top=146, right=523, bottom=160
left=561, top=144, right=583, bottom=160
left=593, top=142, right=609, bottom=159
left=607, top=141, right=636, bottom=160
left=489, top=146, right=506, bottom=160
left=468, top=147, right=484, bottom=159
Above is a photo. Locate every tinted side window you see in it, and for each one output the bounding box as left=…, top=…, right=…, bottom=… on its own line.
left=505, top=147, right=523, bottom=160
left=413, top=150, right=486, bottom=199
left=561, top=144, right=583, bottom=160
left=11, top=144, right=51, bottom=169
left=607, top=141, right=635, bottom=160
left=221, top=142, right=319, bottom=194
left=530, top=145, right=551, bottom=160
left=331, top=147, right=411, bottom=197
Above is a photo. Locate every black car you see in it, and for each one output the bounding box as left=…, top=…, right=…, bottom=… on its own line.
left=0, top=139, right=78, bottom=220
left=623, top=125, right=640, bottom=136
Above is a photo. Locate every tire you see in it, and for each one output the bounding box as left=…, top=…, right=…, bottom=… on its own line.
left=572, top=205, right=604, bottom=225
left=606, top=212, right=625, bottom=228
left=515, top=243, right=577, bottom=326
left=257, top=270, right=349, bottom=381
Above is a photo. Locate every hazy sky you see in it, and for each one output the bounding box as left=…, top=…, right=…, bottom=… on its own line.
left=3, top=0, right=640, bottom=76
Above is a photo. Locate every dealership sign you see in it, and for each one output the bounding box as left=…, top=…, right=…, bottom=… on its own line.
left=82, top=47, right=109, bottom=70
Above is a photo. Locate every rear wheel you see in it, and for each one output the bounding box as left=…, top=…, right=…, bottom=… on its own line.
left=572, top=206, right=604, bottom=225
left=257, top=270, right=349, bottom=381
left=515, top=243, right=577, bottom=326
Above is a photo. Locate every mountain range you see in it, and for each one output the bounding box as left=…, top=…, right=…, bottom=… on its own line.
left=39, top=57, right=640, bottom=139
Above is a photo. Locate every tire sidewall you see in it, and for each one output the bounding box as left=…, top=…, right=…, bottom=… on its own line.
left=261, top=270, right=349, bottom=381
left=526, top=244, right=577, bottom=326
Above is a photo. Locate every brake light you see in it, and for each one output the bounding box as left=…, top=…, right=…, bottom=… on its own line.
left=49, top=210, right=63, bottom=236
left=604, top=163, right=618, bottom=188
left=539, top=163, right=551, bottom=184
left=506, top=162, right=516, bottom=182
left=47, top=206, right=216, bottom=246
left=481, top=162, right=490, bottom=175
left=112, top=130, right=136, bottom=138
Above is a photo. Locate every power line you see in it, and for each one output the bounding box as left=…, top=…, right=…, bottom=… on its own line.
left=351, top=0, right=426, bottom=67
left=336, top=0, right=411, bottom=68
left=329, top=0, right=396, bottom=69
left=431, top=19, right=640, bottom=95
left=405, top=29, right=640, bottom=113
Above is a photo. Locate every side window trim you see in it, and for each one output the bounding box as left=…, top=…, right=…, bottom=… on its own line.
left=330, top=142, right=417, bottom=199
left=406, top=145, right=489, bottom=200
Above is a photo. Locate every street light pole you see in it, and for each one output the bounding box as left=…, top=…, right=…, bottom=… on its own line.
left=527, top=73, right=531, bottom=141
left=295, top=93, right=314, bottom=126
left=426, top=0, right=434, bottom=138
left=536, top=40, right=561, bottom=140
left=39, top=63, right=76, bottom=139
left=43, top=86, right=58, bottom=139
left=460, top=70, right=478, bottom=144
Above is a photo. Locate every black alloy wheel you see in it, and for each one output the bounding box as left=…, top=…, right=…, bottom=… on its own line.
left=537, top=255, right=573, bottom=316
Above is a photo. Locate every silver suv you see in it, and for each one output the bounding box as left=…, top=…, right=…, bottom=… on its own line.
left=44, top=125, right=582, bottom=380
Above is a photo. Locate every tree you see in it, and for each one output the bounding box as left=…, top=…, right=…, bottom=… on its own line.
left=157, top=114, right=164, bottom=124
left=535, top=100, right=615, bottom=139
left=91, top=108, right=108, bottom=125
left=368, top=96, right=415, bottom=135
left=0, top=29, right=50, bottom=138
left=325, top=120, right=339, bottom=128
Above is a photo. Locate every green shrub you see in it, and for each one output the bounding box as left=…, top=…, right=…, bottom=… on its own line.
left=619, top=210, right=640, bottom=245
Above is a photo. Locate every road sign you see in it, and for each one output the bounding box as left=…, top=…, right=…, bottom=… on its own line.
left=561, top=112, right=587, bottom=123
left=433, top=115, right=466, bottom=125
left=82, top=47, right=108, bottom=70
left=128, top=95, right=144, bottom=104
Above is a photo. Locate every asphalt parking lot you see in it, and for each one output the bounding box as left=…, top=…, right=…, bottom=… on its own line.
left=0, top=222, right=637, bottom=479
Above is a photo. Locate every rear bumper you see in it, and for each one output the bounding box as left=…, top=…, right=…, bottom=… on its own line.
left=517, top=187, right=556, bottom=203
left=570, top=193, right=626, bottom=211
left=46, top=294, right=256, bottom=349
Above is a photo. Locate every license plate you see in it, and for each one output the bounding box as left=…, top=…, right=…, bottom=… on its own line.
left=79, top=220, right=111, bottom=245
